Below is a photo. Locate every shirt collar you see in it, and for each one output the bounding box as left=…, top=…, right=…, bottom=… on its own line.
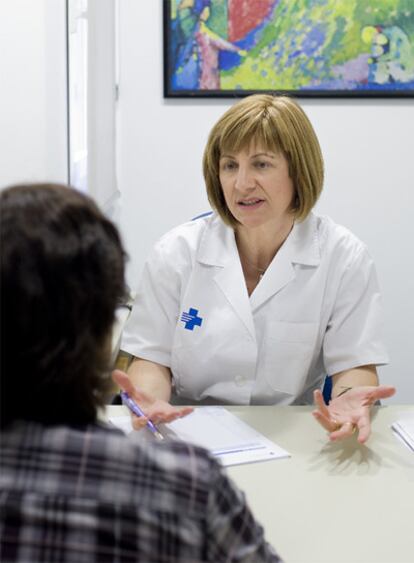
left=197, top=212, right=321, bottom=267
left=288, top=212, right=321, bottom=266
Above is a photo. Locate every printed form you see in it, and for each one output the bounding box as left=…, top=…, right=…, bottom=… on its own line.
left=391, top=414, right=414, bottom=452
left=108, top=406, right=290, bottom=467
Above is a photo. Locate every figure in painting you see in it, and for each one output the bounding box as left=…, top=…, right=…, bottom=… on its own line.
left=195, top=4, right=247, bottom=89
left=172, top=0, right=247, bottom=91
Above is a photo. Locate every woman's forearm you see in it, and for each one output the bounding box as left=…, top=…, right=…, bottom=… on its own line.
left=127, top=357, right=173, bottom=402
left=331, top=364, right=378, bottom=399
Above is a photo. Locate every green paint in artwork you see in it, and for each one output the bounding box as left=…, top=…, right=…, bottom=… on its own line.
left=219, top=0, right=414, bottom=90
left=208, top=0, right=228, bottom=39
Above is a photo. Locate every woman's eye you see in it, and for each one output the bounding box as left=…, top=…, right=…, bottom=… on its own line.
left=255, top=161, right=270, bottom=169
left=221, top=161, right=236, bottom=171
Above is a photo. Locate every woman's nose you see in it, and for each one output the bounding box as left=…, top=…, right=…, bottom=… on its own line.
left=235, top=166, right=255, bottom=191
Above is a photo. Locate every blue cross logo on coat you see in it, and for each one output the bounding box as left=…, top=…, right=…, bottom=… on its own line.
left=180, top=308, right=203, bottom=331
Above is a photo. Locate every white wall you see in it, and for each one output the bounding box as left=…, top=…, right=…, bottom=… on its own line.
left=117, top=1, right=414, bottom=403
left=0, top=0, right=67, bottom=188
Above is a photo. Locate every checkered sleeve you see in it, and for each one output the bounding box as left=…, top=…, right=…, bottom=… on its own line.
left=205, top=462, right=282, bottom=562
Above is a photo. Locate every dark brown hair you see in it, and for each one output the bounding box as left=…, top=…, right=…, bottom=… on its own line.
left=0, top=184, right=127, bottom=428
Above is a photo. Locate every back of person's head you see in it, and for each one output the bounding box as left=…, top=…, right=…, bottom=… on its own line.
left=203, top=93, right=324, bottom=227
left=0, top=184, right=126, bottom=429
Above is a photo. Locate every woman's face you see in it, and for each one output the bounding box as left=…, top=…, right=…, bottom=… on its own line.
left=218, top=143, right=295, bottom=230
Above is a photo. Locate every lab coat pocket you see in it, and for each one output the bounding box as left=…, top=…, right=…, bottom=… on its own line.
left=263, top=321, right=318, bottom=396
left=171, top=343, right=206, bottom=400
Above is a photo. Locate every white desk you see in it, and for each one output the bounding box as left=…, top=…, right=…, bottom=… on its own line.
left=106, top=405, right=414, bottom=563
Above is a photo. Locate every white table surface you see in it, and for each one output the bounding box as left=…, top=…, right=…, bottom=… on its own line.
left=106, top=404, right=414, bottom=563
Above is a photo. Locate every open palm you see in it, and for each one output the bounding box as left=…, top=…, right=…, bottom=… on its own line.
left=112, top=369, right=193, bottom=430
left=312, top=385, right=395, bottom=443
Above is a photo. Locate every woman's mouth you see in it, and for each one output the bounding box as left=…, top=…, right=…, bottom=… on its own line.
left=238, top=198, right=264, bottom=209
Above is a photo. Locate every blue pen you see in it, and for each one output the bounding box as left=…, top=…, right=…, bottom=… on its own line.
left=120, top=391, right=164, bottom=441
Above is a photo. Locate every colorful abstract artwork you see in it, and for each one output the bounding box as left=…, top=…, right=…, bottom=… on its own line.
left=164, top=0, right=414, bottom=97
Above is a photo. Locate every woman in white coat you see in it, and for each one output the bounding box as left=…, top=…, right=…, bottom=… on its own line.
left=115, top=94, right=395, bottom=443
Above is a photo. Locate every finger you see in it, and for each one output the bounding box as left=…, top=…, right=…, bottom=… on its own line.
left=312, top=410, right=338, bottom=432
left=178, top=407, right=194, bottom=417
left=147, top=412, right=163, bottom=424
left=150, top=406, right=194, bottom=424
left=163, top=411, right=183, bottom=422
left=150, top=409, right=182, bottom=424
left=363, top=385, right=396, bottom=405
left=148, top=407, right=173, bottom=422
left=150, top=410, right=192, bottom=425
left=312, top=411, right=332, bottom=431
left=132, top=415, right=149, bottom=431
left=313, top=389, right=331, bottom=418
left=330, top=421, right=356, bottom=441
left=170, top=407, right=193, bottom=421
left=112, top=369, right=137, bottom=396
left=356, top=414, right=371, bottom=444
left=313, top=389, right=332, bottom=428
left=163, top=412, right=183, bottom=423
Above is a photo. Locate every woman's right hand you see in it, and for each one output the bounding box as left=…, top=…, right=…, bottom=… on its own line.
left=112, top=369, right=194, bottom=430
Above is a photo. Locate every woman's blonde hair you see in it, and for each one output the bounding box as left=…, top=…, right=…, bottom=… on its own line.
left=202, top=94, right=324, bottom=227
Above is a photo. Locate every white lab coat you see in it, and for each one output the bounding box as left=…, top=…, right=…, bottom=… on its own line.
left=121, top=212, right=388, bottom=405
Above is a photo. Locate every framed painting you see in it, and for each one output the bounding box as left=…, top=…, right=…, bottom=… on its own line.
left=163, top=0, right=414, bottom=97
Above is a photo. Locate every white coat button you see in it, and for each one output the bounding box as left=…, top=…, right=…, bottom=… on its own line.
left=234, top=375, right=246, bottom=386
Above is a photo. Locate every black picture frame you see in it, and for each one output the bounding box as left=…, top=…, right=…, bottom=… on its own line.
left=163, top=0, right=414, bottom=98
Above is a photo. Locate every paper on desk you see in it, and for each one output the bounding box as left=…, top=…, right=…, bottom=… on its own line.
left=108, top=406, right=290, bottom=467
left=391, top=415, right=414, bottom=452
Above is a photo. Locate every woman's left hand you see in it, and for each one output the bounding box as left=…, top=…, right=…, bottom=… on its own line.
left=312, top=385, right=396, bottom=443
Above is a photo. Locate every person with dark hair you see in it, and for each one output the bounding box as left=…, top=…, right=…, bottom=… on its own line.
left=0, top=183, right=281, bottom=562
left=0, top=183, right=126, bottom=428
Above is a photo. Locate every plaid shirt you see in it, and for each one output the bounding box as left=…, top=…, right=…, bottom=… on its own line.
left=0, top=421, right=281, bottom=562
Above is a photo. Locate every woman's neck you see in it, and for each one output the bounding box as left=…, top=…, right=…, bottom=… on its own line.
left=235, top=217, right=294, bottom=272
left=235, top=218, right=295, bottom=296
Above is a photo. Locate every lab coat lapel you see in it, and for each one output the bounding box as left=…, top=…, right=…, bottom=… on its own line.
left=214, top=257, right=256, bottom=338
left=197, top=216, right=256, bottom=339
left=250, top=213, right=321, bottom=311
left=249, top=246, right=295, bottom=311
